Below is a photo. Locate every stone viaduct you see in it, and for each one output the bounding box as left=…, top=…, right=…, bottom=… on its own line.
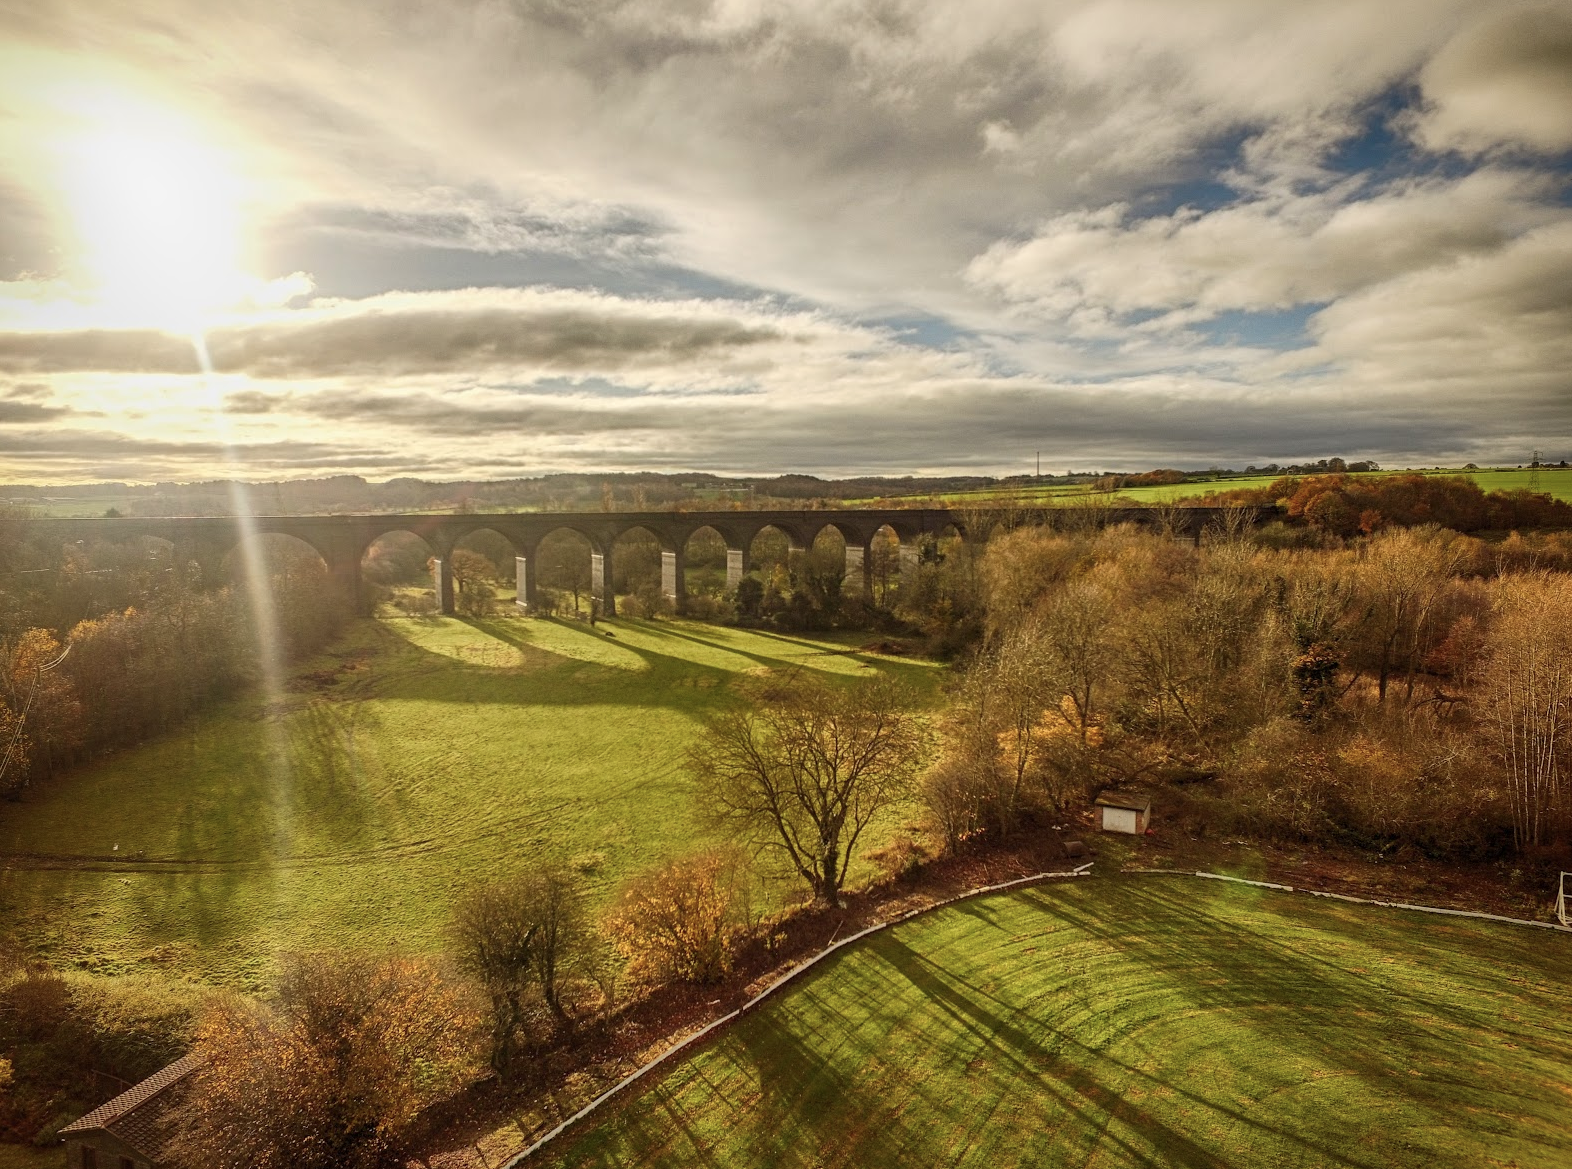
left=41, top=506, right=1255, bottom=617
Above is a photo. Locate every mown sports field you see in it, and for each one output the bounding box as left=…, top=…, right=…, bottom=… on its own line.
left=0, top=614, right=940, bottom=987
left=535, top=877, right=1572, bottom=1169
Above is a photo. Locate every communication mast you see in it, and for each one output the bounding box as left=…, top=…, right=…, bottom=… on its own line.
left=1530, top=450, right=1542, bottom=493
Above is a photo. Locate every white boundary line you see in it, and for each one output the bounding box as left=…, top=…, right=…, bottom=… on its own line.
left=501, top=863, right=1092, bottom=1166
left=1124, top=868, right=1572, bottom=933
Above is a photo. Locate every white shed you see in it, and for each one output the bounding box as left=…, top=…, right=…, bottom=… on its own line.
left=1095, top=790, right=1152, bottom=835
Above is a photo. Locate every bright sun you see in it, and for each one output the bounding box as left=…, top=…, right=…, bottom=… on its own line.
left=52, top=88, right=252, bottom=330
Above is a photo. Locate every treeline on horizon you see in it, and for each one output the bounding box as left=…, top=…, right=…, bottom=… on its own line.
left=6, top=455, right=1567, bottom=518
left=0, top=470, right=1029, bottom=515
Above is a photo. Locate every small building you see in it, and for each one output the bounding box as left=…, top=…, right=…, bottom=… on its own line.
left=59, top=1054, right=198, bottom=1169
left=1095, top=790, right=1152, bottom=835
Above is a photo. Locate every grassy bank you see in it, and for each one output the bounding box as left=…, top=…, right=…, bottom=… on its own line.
left=539, top=876, right=1572, bottom=1169
left=0, top=615, right=940, bottom=987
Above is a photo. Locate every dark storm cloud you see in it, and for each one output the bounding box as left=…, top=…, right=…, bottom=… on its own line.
left=0, top=383, right=72, bottom=423
left=206, top=304, right=780, bottom=378
left=0, top=399, right=68, bottom=423
left=1417, top=2, right=1572, bottom=152
left=0, top=329, right=200, bottom=375
left=277, top=374, right=1568, bottom=473
left=0, top=427, right=428, bottom=473
left=221, top=390, right=281, bottom=414
left=295, top=389, right=673, bottom=435
left=0, top=294, right=783, bottom=377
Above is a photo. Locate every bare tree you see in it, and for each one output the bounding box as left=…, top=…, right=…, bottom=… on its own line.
left=1481, top=573, right=1572, bottom=849
left=1353, top=527, right=1469, bottom=703
left=690, top=675, right=927, bottom=906
left=1202, top=503, right=1255, bottom=546
left=1035, top=580, right=1120, bottom=746
left=451, top=863, right=583, bottom=1075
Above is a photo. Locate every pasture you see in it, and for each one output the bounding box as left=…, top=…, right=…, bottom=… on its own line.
left=887, top=465, right=1572, bottom=508
left=536, top=877, right=1572, bottom=1169
left=0, top=614, right=940, bottom=987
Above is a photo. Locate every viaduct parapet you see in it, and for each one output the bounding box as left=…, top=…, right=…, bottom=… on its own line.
left=39, top=506, right=1260, bottom=616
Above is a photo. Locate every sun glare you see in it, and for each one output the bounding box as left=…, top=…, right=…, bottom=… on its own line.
left=51, top=88, right=252, bottom=330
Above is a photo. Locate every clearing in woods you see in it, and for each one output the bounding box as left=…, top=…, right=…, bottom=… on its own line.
left=535, top=877, right=1572, bottom=1169
left=0, top=614, right=940, bottom=987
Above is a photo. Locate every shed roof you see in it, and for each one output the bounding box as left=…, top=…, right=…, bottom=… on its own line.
left=1094, top=790, right=1151, bottom=811
left=60, top=1053, right=199, bottom=1154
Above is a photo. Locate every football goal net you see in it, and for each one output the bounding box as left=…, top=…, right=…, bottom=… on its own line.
left=1559, top=873, right=1571, bottom=928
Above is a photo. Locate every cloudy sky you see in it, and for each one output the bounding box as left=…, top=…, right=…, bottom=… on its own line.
left=0, top=0, right=1569, bottom=482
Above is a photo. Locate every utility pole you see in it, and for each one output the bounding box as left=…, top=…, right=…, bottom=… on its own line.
left=1530, top=450, right=1542, bottom=493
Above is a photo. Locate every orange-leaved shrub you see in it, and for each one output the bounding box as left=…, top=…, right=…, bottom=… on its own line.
left=604, top=849, right=750, bottom=986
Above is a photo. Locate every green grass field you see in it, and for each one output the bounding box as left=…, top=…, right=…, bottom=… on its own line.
left=538, top=877, right=1572, bottom=1169
left=872, top=466, right=1572, bottom=508
left=0, top=615, right=940, bottom=987
left=0, top=1144, right=60, bottom=1169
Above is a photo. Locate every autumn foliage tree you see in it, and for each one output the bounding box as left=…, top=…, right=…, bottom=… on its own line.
left=171, top=953, right=474, bottom=1169
left=1212, top=472, right=1572, bottom=535
left=604, top=849, right=751, bottom=985
left=930, top=517, right=1572, bottom=861
left=0, top=630, right=80, bottom=796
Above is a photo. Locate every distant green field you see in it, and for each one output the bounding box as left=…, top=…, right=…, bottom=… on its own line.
left=881, top=466, right=1572, bottom=508
left=0, top=615, right=939, bottom=987
left=539, top=877, right=1572, bottom=1169
left=4, top=494, right=142, bottom=517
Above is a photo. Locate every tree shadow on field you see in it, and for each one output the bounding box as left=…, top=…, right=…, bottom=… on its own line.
left=619, top=619, right=939, bottom=689
left=1013, top=880, right=1572, bottom=1163
left=1038, top=879, right=1572, bottom=1067
left=281, top=699, right=379, bottom=838
left=725, top=1010, right=869, bottom=1167
left=370, top=615, right=939, bottom=712
left=568, top=1073, right=732, bottom=1169
left=375, top=617, right=736, bottom=713
left=870, top=935, right=1240, bottom=1169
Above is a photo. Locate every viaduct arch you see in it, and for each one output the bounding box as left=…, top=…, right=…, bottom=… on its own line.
left=42, top=506, right=1260, bottom=617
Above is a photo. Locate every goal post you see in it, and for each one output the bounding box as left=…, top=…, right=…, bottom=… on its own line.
left=1559, top=873, right=1571, bottom=928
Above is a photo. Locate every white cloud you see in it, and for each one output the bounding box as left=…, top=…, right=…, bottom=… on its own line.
left=1415, top=3, right=1572, bottom=154
left=0, top=0, right=1567, bottom=481
left=1303, top=220, right=1572, bottom=393
left=966, top=168, right=1567, bottom=332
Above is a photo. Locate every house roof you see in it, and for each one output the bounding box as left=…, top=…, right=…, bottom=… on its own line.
left=60, top=1053, right=200, bottom=1151
left=1094, top=790, right=1151, bottom=811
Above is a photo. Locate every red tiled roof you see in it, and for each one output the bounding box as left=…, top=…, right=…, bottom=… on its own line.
left=59, top=1054, right=200, bottom=1137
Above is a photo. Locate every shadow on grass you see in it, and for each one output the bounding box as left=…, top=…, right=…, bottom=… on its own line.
left=550, top=881, right=1572, bottom=1168
left=1009, top=880, right=1572, bottom=1160
left=366, top=615, right=939, bottom=714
